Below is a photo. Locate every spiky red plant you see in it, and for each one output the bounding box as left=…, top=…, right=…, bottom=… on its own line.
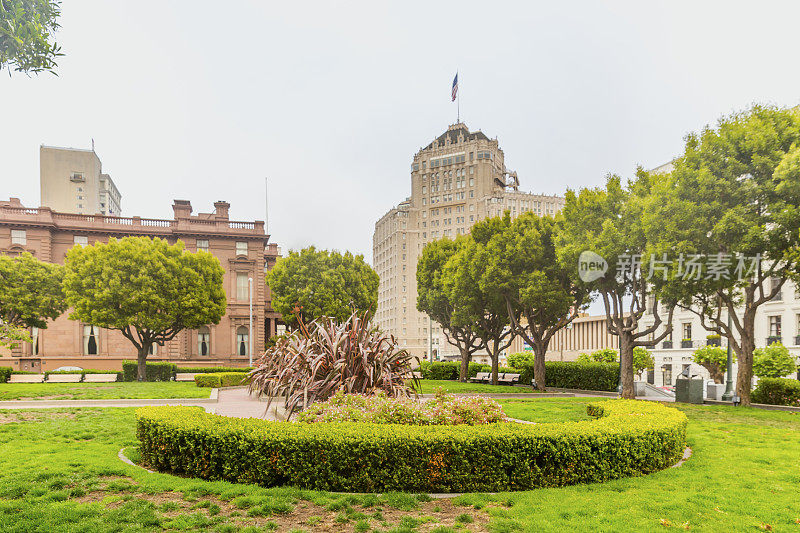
left=248, top=311, right=418, bottom=417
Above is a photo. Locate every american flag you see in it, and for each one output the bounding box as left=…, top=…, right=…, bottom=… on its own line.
left=451, top=73, right=458, bottom=102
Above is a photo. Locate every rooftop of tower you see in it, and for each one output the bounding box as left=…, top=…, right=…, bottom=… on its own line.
left=424, top=122, right=490, bottom=150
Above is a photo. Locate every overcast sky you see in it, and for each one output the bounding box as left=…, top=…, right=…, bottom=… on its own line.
left=2, top=1, right=800, bottom=264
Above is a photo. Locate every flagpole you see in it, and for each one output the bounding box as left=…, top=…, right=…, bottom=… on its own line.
left=457, top=71, right=460, bottom=123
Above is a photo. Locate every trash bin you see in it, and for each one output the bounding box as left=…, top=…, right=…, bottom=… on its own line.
left=675, top=377, right=704, bottom=404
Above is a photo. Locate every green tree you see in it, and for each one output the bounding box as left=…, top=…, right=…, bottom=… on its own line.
left=1, top=0, right=62, bottom=75
left=63, top=237, right=226, bottom=381
left=416, top=238, right=481, bottom=381
left=474, top=212, right=590, bottom=390
left=267, top=247, right=378, bottom=328
left=575, top=347, right=652, bottom=378
left=446, top=226, right=519, bottom=385
left=753, top=343, right=797, bottom=379
left=0, top=252, right=66, bottom=347
left=558, top=174, right=676, bottom=399
left=645, top=104, right=800, bottom=405
left=692, top=345, right=732, bottom=384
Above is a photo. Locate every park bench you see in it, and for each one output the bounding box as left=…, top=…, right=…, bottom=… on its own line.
left=498, top=373, right=521, bottom=385
left=9, top=374, right=45, bottom=383
left=470, top=372, right=490, bottom=384
left=175, top=373, right=198, bottom=382
left=47, top=374, right=82, bottom=383
left=83, top=374, right=118, bottom=383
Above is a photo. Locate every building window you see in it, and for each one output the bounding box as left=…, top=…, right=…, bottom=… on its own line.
left=83, top=325, right=99, bottom=355
left=682, top=323, right=692, bottom=340
left=236, top=241, right=248, bottom=256
left=198, top=326, right=210, bottom=355
left=196, top=239, right=209, bottom=252
left=11, top=230, right=26, bottom=245
left=769, top=315, right=782, bottom=338
left=236, top=273, right=249, bottom=301
left=236, top=326, right=249, bottom=356
left=148, top=344, right=158, bottom=355
left=74, top=235, right=88, bottom=247
left=31, top=327, right=39, bottom=355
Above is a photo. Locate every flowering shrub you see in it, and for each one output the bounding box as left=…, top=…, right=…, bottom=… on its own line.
left=752, top=378, right=800, bottom=406
left=296, top=390, right=508, bottom=425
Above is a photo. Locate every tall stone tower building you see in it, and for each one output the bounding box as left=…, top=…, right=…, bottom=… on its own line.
left=373, top=123, right=565, bottom=362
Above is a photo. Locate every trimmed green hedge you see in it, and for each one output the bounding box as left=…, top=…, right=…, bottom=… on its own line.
left=418, top=361, right=514, bottom=380
left=752, top=378, right=800, bottom=407
left=0, top=367, right=11, bottom=383
left=177, top=366, right=253, bottom=374
left=136, top=399, right=687, bottom=492
left=507, top=361, right=620, bottom=391
left=194, top=372, right=249, bottom=388
left=122, top=361, right=177, bottom=382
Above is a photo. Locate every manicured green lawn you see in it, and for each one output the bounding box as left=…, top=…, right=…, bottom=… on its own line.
left=413, top=379, right=538, bottom=394
left=0, top=382, right=210, bottom=400
left=0, top=399, right=798, bottom=531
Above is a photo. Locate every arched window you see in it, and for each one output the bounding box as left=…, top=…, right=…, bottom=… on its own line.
left=83, top=325, right=99, bottom=355
left=198, top=326, right=210, bottom=356
left=236, top=326, right=249, bottom=356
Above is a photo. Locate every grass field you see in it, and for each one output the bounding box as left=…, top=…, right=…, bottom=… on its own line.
left=0, top=381, right=210, bottom=400
left=0, top=398, right=798, bottom=531
left=413, top=379, right=538, bottom=394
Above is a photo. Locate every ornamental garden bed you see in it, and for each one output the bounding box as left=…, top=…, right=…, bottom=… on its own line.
left=136, top=398, right=687, bottom=493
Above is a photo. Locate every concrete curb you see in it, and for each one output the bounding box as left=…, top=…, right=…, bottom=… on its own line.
left=419, top=392, right=575, bottom=399
left=703, top=399, right=800, bottom=412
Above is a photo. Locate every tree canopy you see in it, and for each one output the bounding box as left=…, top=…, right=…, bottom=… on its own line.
left=645, top=104, right=800, bottom=404
left=267, top=247, right=378, bottom=328
left=416, top=237, right=481, bottom=380
left=558, top=174, right=675, bottom=398
left=63, top=237, right=226, bottom=380
left=1, top=0, right=62, bottom=75
left=476, top=211, right=590, bottom=390
left=753, top=343, right=797, bottom=379
left=0, top=252, right=65, bottom=347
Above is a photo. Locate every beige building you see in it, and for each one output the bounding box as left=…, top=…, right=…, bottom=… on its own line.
left=40, top=145, right=122, bottom=216
left=373, top=123, right=565, bottom=361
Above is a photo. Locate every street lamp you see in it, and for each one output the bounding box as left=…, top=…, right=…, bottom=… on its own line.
left=721, top=311, right=735, bottom=401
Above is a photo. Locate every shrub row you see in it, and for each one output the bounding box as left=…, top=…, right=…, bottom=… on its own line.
left=194, top=372, right=249, bottom=388
left=507, top=361, right=620, bottom=391
left=752, top=378, right=800, bottom=407
left=136, top=399, right=687, bottom=492
left=418, top=361, right=514, bottom=380
left=177, top=366, right=253, bottom=374
left=122, top=361, right=177, bottom=382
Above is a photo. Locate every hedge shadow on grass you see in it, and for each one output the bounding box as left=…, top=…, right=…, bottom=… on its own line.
left=135, top=399, right=687, bottom=493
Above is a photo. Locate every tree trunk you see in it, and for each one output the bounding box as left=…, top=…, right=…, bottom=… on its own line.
left=533, top=343, right=547, bottom=391
left=735, top=328, right=755, bottom=406
left=490, top=344, right=499, bottom=385
left=137, top=346, right=149, bottom=382
left=459, top=348, right=471, bottom=382
left=620, top=333, right=635, bottom=399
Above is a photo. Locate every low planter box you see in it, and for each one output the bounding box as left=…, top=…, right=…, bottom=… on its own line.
left=662, top=341, right=673, bottom=349
left=706, top=382, right=725, bottom=401
left=766, top=336, right=782, bottom=346
left=681, top=340, right=693, bottom=349
left=795, top=335, right=800, bottom=346
left=706, top=338, right=721, bottom=347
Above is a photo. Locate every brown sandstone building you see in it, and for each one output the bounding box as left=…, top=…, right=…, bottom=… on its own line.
left=0, top=197, right=281, bottom=372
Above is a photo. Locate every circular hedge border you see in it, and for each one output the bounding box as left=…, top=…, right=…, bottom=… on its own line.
left=135, top=399, right=687, bottom=493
